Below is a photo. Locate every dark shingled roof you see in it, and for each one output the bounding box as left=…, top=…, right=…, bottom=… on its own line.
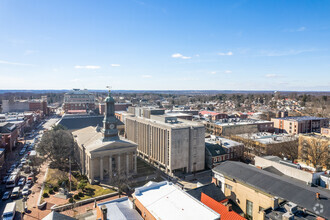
left=58, top=114, right=124, bottom=130
left=205, top=142, right=227, bottom=156
left=186, top=183, right=226, bottom=202
left=0, top=122, right=16, bottom=134
left=213, top=161, right=330, bottom=219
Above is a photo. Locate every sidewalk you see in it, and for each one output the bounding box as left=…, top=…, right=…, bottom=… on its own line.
left=24, top=162, right=50, bottom=220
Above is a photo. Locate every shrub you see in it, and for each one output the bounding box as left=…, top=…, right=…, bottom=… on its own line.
left=49, top=189, right=54, bottom=194
left=73, top=194, right=80, bottom=200
left=78, top=180, right=87, bottom=191
left=78, top=192, right=84, bottom=197
left=69, top=197, right=74, bottom=203
left=53, top=186, right=58, bottom=192
left=43, top=192, right=49, bottom=198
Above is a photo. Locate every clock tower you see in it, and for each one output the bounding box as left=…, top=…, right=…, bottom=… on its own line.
left=102, top=88, right=118, bottom=141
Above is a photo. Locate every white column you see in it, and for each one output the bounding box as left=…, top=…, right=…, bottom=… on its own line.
left=117, top=154, right=121, bottom=174
left=109, top=155, right=112, bottom=178
left=90, top=158, right=94, bottom=182
left=126, top=153, right=129, bottom=175
left=100, top=157, right=104, bottom=180
left=134, top=152, right=137, bottom=173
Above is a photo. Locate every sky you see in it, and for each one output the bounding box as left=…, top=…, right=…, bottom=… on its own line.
left=0, top=0, right=330, bottom=91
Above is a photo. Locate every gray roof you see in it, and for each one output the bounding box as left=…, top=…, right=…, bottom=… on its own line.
left=0, top=122, right=16, bottom=133
left=186, top=183, right=226, bottom=202
left=42, top=211, right=75, bottom=220
left=205, top=142, right=227, bottom=156
left=275, top=116, right=328, bottom=121
left=57, top=115, right=123, bottom=130
left=97, top=196, right=143, bottom=220
left=213, top=161, right=330, bottom=219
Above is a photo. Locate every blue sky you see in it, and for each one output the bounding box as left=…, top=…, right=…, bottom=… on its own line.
left=0, top=0, right=329, bottom=91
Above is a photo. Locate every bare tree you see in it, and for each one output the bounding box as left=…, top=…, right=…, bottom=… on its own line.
left=37, top=128, right=74, bottom=169
left=299, top=136, right=329, bottom=169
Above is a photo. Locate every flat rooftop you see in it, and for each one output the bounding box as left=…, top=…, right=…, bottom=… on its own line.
left=130, top=115, right=204, bottom=129
left=215, top=118, right=273, bottom=127
left=134, top=181, right=220, bottom=220
left=237, top=132, right=297, bottom=144
left=274, top=116, right=328, bottom=121
left=206, top=135, right=243, bottom=148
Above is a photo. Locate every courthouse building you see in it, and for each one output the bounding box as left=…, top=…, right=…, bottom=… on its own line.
left=73, top=91, right=137, bottom=183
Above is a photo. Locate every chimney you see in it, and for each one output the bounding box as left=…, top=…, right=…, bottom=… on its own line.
left=101, top=205, right=107, bottom=220
left=227, top=204, right=232, bottom=212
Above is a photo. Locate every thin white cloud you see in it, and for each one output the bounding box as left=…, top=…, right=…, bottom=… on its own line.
left=171, top=53, right=192, bottom=59
left=224, top=70, right=232, bottom=74
left=211, top=71, right=217, bottom=74
left=0, top=59, right=34, bottom=66
left=260, top=49, right=316, bottom=57
left=284, top=26, right=307, bottom=32
left=265, top=74, right=279, bottom=78
left=142, top=75, right=152, bottom=78
left=111, top=64, right=120, bottom=67
left=74, top=65, right=101, bottom=69
left=297, top=27, right=306, bottom=32
left=218, top=51, right=233, bottom=56
left=24, top=50, right=38, bottom=55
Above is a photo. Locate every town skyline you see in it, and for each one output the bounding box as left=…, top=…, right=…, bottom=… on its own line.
left=1, top=0, right=330, bottom=91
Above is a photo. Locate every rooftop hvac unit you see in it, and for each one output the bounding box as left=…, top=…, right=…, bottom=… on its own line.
left=282, top=212, right=294, bottom=220
left=284, top=202, right=298, bottom=214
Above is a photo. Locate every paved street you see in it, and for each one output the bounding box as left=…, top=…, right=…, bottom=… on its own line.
left=0, top=117, right=59, bottom=220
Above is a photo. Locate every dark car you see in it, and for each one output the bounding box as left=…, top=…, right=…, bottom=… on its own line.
left=2, top=191, right=11, bottom=200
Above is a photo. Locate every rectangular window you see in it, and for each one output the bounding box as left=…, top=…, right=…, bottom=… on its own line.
left=225, top=184, right=232, bottom=190
left=246, top=200, right=253, bottom=220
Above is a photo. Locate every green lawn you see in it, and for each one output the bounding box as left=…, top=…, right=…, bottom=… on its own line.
left=43, top=168, right=115, bottom=201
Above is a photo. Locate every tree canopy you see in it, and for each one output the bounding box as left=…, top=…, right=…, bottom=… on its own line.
left=37, top=128, right=74, bottom=169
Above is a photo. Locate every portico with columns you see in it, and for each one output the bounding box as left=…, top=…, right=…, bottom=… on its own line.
left=73, top=88, right=138, bottom=183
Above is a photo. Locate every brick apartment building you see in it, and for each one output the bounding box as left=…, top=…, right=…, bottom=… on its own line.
left=0, top=122, right=18, bottom=152
left=63, top=89, right=95, bottom=112
left=99, top=102, right=132, bottom=115
left=199, top=111, right=228, bottom=121
left=271, top=116, right=329, bottom=134
left=2, top=96, right=48, bottom=115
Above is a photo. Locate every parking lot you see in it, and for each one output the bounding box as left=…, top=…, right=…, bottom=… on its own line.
left=0, top=116, right=59, bottom=219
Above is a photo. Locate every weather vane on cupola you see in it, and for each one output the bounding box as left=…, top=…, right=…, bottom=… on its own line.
left=106, top=86, right=112, bottom=96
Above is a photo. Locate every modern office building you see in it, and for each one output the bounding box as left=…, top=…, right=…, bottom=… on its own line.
left=63, top=89, right=95, bottom=113
left=125, top=114, right=205, bottom=175
left=271, top=116, right=329, bottom=134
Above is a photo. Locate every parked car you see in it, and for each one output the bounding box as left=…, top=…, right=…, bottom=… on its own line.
left=26, top=178, right=33, bottom=187
left=2, top=175, right=9, bottom=184
left=2, top=191, right=11, bottom=200
left=22, top=186, right=29, bottom=196
left=11, top=187, right=20, bottom=199
left=7, top=168, right=14, bottom=174
left=18, top=177, right=25, bottom=186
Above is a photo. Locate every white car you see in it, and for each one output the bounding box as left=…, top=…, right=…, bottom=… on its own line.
left=18, top=177, right=25, bottom=186
left=22, top=186, right=29, bottom=196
